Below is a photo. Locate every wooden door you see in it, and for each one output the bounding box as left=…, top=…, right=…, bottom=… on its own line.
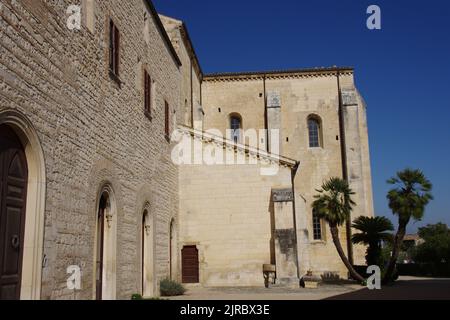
left=0, top=125, right=28, bottom=300
left=96, top=195, right=106, bottom=300
left=181, top=246, right=199, bottom=283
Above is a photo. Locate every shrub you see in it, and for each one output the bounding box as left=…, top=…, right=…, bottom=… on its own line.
left=131, top=293, right=143, bottom=300
left=160, top=278, right=186, bottom=297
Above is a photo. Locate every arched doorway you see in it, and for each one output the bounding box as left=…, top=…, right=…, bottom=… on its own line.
left=141, top=209, right=154, bottom=297
left=0, top=125, right=28, bottom=300
left=0, top=111, right=46, bottom=300
left=95, top=187, right=117, bottom=300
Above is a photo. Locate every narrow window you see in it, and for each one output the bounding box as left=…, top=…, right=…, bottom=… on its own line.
left=109, top=19, right=120, bottom=77
left=165, top=101, right=170, bottom=139
left=144, top=70, right=151, bottom=117
left=308, top=117, right=321, bottom=148
left=230, top=114, right=242, bottom=143
left=312, top=209, right=323, bottom=240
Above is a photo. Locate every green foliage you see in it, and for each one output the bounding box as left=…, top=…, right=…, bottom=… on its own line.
left=351, top=216, right=394, bottom=267
left=312, top=177, right=356, bottom=226
left=418, top=223, right=449, bottom=240
left=383, top=168, right=433, bottom=283
left=160, top=278, right=186, bottom=297
left=387, top=169, right=433, bottom=224
left=312, top=178, right=365, bottom=283
left=412, top=223, right=450, bottom=264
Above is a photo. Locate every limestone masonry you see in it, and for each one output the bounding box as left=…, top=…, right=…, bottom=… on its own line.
left=0, top=0, right=374, bottom=299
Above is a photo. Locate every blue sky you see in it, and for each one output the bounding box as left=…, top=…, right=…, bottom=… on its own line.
left=153, top=0, right=450, bottom=232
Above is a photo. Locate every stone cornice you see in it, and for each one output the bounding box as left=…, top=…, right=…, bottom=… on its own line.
left=203, top=67, right=354, bottom=82
left=176, top=125, right=299, bottom=169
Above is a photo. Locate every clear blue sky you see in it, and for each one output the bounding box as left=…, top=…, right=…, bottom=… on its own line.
left=153, top=0, right=450, bottom=232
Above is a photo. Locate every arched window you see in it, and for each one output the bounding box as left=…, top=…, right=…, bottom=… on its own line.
left=230, top=114, right=242, bottom=143
left=308, top=116, right=322, bottom=148
left=312, top=209, right=323, bottom=241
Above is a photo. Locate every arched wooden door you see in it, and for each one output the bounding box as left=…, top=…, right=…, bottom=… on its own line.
left=0, top=125, right=28, bottom=300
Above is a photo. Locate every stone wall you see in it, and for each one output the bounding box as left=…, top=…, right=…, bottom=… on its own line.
left=202, top=70, right=375, bottom=279
left=159, top=14, right=203, bottom=129
left=0, top=0, right=181, bottom=299
left=177, top=129, right=296, bottom=287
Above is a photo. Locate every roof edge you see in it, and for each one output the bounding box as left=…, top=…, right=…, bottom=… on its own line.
left=145, top=1, right=182, bottom=67
left=158, top=14, right=204, bottom=78
left=204, top=66, right=354, bottom=80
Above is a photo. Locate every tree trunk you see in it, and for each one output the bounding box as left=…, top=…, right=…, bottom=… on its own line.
left=367, top=241, right=379, bottom=266
left=383, top=219, right=408, bottom=283
left=329, top=224, right=365, bottom=283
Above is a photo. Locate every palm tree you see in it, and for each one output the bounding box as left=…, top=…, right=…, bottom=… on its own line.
left=383, top=169, right=433, bottom=282
left=352, top=216, right=394, bottom=267
left=312, top=177, right=365, bottom=283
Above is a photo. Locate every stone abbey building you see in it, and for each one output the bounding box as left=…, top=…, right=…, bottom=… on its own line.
left=0, top=0, right=374, bottom=299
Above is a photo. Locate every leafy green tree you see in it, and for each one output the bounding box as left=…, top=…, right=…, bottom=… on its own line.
left=312, top=177, right=364, bottom=283
left=413, top=223, right=450, bottom=264
left=352, top=216, right=394, bottom=267
left=383, top=169, right=433, bottom=282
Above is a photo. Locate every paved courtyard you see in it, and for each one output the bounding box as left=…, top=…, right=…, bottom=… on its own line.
left=328, top=276, right=450, bottom=300
left=168, top=277, right=450, bottom=300
left=169, top=282, right=362, bottom=301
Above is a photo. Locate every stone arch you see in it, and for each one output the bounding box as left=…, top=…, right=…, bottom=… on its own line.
left=94, top=183, right=118, bottom=300
left=135, top=185, right=156, bottom=297
left=0, top=109, right=46, bottom=300
left=141, top=201, right=155, bottom=297
left=87, top=162, right=122, bottom=300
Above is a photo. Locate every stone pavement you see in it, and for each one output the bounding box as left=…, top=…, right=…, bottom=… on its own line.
left=327, top=276, right=450, bottom=300
left=168, top=282, right=362, bottom=300
left=168, top=277, right=450, bottom=300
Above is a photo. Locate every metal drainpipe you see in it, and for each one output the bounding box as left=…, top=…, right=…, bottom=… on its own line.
left=337, top=70, right=354, bottom=266
left=291, top=161, right=301, bottom=280
left=190, top=59, right=194, bottom=128
left=263, top=75, right=269, bottom=151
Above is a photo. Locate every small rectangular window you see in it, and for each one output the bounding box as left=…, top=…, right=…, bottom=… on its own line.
left=313, top=210, right=323, bottom=240
left=144, top=70, right=151, bottom=117
left=165, top=101, right=170, bottom=140
left=109, top=19, right=120, bottom=77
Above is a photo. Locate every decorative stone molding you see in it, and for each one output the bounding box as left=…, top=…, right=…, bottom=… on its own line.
left=341, top=89, right=359, bottom=106
left=272, top=189, right=294, bottom=202
left=203, top=67, right=354, bottom=83
left=176, top=125, right=299, bottom=169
